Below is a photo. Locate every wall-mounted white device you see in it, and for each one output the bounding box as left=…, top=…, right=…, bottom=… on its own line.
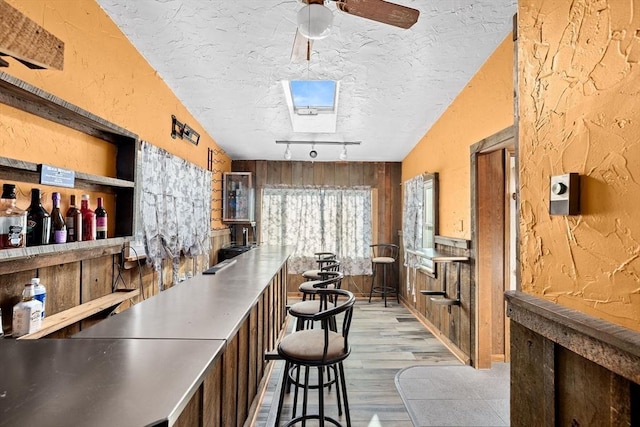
left=549, top=173, right=580, bottom=215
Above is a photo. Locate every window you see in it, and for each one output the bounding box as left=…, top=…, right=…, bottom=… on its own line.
left=261, top=186, right=372, bottom=275
left=282, top=80, right=339, bottom=133
left=289, top=80, right=337, bottom=112
left=420, top=173, right=439, bottom=275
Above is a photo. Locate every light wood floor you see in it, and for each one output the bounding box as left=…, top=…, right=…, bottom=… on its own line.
left=251, top=298, right=463, bottom=427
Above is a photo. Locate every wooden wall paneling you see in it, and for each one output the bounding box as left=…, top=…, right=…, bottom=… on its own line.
left=174, top=386, right=202, bottom=427
left=334, top=162, right=349, bottom=187
left=268, top=282, right=275, bottom=349
left=349, top=162, right=363, bottom=186
left=267, top=161, right=281, bottom=186
left=0, top=269, right=34, bottom=333
left=322, top=162, right=335, bottom=186
left=375, top=163, right=386, bottom=243
left=459, top=261, right=472, bottom=356
left=302, top=161, right=314, bottom=185
left=281, top=161, right=292, bottom=186
left=390, top=163, right=402, bottom=243
left=313, top=162, right=325, bottom=185
left=237, top=320, right=250, bottom=427
left=510, top=321, right=551, bottom=425
left=248, top=305, right=259, bottom=403
left=222, top=334, right=239, bottom=427
left=291, top=161, right=304, bottom=185
left=383, top=163, right=394, bottom=243
left=556, top=346, right=630, bottom=426
left=203, top=361, right=223, bottom=427
left=363, top=162, right=377, bottom=187
left=81, top=255, right=113, bottom=303
left=38, top=262, right=81, bottom=337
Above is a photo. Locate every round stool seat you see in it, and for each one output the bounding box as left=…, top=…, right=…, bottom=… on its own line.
left=279, top=329, right=346, bottom=363
left=299, top=281, right=335, bottom=294
left=289, top=300, right=325, bottom=317
left=302, top=270, right=322, bottom=280
left=372, top=256, right=395, bottom=264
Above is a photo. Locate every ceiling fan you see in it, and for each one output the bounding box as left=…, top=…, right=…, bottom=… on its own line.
left=291, top=0, right=420, bottom=62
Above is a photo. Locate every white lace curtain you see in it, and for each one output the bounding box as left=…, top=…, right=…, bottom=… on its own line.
left=402, top=175, right=423, bottom=300
left=262, top=186, right=373, bottom=275
left=139, top=141, right=212, bottom=286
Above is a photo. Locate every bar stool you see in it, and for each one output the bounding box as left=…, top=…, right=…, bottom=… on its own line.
left=368, top=243, right=399, bottom=307
left=300, top=265, right=341, bottom=301
left=302, top=252, right=337, bottom=281
left=275, top=288, right=355, bottom=427
left=295, top=271, right=344, bottom=329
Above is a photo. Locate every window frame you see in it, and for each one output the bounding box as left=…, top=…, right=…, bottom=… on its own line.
left=420, top=172, right=439, bottom=276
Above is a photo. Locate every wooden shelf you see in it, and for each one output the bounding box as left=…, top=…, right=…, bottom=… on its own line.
left=0, top=238, right=128, bottom=275
left=17, top=288, right=140, bottom=340
left=420, top=290, right=446, bottom=296
left=429, top=297, right=461, bottom=306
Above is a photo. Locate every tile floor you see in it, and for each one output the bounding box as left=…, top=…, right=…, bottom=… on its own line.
left=395, top=363, right=510, bottom=426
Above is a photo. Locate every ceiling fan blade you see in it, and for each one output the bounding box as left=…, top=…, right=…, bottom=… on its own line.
left=291, top=29, right=313, bottom=63
left=336, top=0, right=420, bottom=29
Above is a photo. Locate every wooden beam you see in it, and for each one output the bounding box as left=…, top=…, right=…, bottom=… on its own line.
left=0, top=0, right=64, bottom=70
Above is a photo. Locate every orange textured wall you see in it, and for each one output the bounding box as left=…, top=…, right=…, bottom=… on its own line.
left=0, top=0, right=229, bottom=228
left=518, top=0, right=640, bottom=330
left=402, top=35, right=514, bottom=239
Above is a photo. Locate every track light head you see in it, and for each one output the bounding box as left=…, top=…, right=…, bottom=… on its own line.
left=309, top=149, right=318, bottom=159
left=284, top=144, right=292, bottom=160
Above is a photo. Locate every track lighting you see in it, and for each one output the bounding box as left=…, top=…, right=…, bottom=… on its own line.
left=284, top=144, right=292, bottom=160
left=339, top=145, right=347, bottom=161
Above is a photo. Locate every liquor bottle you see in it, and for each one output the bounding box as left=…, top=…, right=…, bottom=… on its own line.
left=0, top=183, right=27, bottom=249
left=95, top=197, right=107, bottom=239
left=26, top=188, right=51, bottom=246
left=12, top=283, right=43, bottom=337
left=80, top=194, right=96, bottom=241
left=50, top=192, right=67, bottom=244
left=65, top=194, right=82, bottom=242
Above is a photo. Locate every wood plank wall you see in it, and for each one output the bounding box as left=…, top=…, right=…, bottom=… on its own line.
left=231, top=160, right=402, bottom=296
left=399, top=236, right=473, bottom=364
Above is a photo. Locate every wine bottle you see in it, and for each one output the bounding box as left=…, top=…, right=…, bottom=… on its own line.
left=95, top=197, right=107, bottom=239
left=0, top=183, right=27, bottom=249
left=26, top=188, right=51, bottom=246
left=80, top=194, right=96, bottom=241
left=50, top=192, right=67, bottom=244
left=65, top=194, right=82, bottom=242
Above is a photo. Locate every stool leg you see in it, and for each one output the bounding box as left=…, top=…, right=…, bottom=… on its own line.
left=382, top=264, right=388, bottom=307
left=338, top=361, right=352, bottom=427
left=368, top=262, right=376, bottom=303
left=318, top=366, right=325, bottom=427
left=275, top=360, right=290, bottom=427
left=302, top=366, right=310, bottom=427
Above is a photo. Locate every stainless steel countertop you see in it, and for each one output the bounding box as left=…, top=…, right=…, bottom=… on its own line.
left=74, top=245, right=291, bottom=341
left=0, top=338, right=225, bottom=427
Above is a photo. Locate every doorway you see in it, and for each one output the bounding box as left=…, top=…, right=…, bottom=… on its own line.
left=471, top=126, right=516, bottom=368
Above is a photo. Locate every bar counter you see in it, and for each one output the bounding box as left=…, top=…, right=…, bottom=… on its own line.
left=0, top=245, right=291, bottom=427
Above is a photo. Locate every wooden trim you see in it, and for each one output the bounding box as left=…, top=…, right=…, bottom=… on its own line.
left=17, top=289, right=139, bottom=339
left=506, top=291, right=640, bottom=384
left=0, top=1, right=64, bottom=70
left=0, top=238, right=127, bottom=275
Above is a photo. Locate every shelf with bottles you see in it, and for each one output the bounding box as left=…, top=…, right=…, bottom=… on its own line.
left=0, top=71, right=139, bottom=267
left=222, top=172, right=255, bottom=223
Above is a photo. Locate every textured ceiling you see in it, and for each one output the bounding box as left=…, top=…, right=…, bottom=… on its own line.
left=96, top=0, right=517, bottom=162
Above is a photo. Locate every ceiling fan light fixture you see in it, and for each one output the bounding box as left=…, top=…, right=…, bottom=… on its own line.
left=297, top=4, right=333, bottom=40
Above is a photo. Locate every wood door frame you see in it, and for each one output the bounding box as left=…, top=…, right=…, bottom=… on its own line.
left=470, top=126, right=515, bottom=368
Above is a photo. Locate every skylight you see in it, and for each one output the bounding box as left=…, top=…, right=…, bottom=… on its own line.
left=290, top=80, right=336, bottom=111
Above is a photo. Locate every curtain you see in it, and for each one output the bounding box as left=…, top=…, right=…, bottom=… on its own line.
left=262, top=186, right=373, bottom=275
left=140, top=141, right=212, bottom=288
left=402, top=175, right=423, bottom=300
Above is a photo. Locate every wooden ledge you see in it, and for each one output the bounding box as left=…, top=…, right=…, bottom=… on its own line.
left=505, top=290, right=640, bottom=384
left=420, top=290, right=445, bottom=296
left=17, top=289, right=139, bottom=340
left=429, top=297, right=460, bottom=306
